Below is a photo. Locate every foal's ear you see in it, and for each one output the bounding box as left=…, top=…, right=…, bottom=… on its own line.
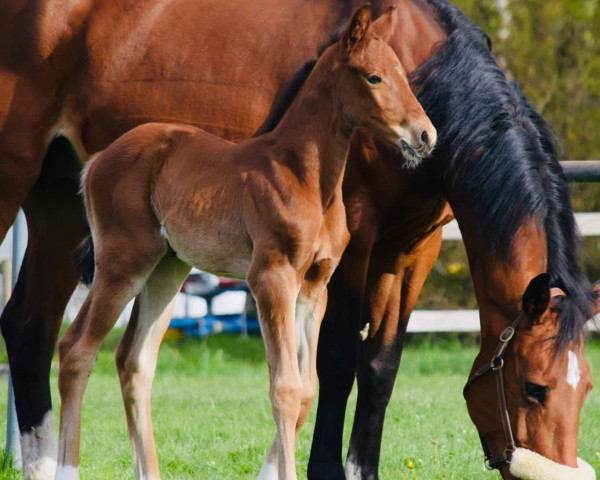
left=522, top=273, right=551, bottom=319
left=344, top=4, right=372, bottom=53
left=368, top=6, right=398, bottom=43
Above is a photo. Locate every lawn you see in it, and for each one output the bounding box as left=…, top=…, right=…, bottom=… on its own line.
left=1, top=333, right=600, bottom=479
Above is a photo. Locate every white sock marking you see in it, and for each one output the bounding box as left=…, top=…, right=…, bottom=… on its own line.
left=21, top=410, right=58, bottom=480
left=54, top=464, right=79, bottom=480
left=257, top=459, right=278, bottom=480
left=345, top=458, right=362, bottom=480
left=566, top=350, right=580, bottom=389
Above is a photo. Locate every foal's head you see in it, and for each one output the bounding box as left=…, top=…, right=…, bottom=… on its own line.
left=331, top=5, right=436, bottom=164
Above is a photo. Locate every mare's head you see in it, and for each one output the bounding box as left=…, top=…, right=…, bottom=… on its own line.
left=331, top=5, right=436, bottom=164
left=409, top=2, right=598, bottom=477
left=465, top=273, right=598, bottom=479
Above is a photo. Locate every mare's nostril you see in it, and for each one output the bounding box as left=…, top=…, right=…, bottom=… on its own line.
left=420, top=130, right=429, bottom=147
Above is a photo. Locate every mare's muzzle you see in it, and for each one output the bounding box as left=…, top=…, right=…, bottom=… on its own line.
left=509, top=448, right=595, bottom=480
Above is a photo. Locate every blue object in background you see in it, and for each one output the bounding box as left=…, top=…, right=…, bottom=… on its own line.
left=169, top=314, right=261, bottom=338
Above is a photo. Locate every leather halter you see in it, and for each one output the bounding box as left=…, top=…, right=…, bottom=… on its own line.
left=463, top=287, right=567, bottom=470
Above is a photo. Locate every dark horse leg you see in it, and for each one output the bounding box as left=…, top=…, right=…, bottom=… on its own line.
left=308, top=229, right=375, bottom=480
left=345, top=228, right=443, bottom=480
left=0, top=137, right=85, bottom=479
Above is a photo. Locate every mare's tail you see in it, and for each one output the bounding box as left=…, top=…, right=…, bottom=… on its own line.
left=73, top=234, right=95, bottom=286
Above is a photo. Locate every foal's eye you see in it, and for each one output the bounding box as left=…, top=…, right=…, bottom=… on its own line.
left=525, top=382, right=548, bottom=406
left=365, top=74, right=382, bottom=85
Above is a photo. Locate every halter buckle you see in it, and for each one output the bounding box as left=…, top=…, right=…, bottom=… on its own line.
left=491, top=357, right=504, bottom=371
left=500, top=326, right=515, bottom=343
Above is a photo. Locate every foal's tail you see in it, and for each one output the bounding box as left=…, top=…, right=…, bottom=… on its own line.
left=73, top=234, right=95, bottom=286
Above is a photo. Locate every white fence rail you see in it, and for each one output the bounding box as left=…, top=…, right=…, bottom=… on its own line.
left=407, top=309, right=600, bottom=333
left=415, top=211, right=600, bottom=333
left=442, top=212, right=600, bottom=240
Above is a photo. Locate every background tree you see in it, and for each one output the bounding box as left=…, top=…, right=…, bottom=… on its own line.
left=417, top=0, right=600, bottom=309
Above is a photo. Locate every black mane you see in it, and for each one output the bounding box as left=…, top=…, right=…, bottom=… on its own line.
left=413, top=0, right=594, bottom=348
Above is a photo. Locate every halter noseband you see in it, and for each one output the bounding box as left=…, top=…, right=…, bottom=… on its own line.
left=463, top=287, right=567, bottom=471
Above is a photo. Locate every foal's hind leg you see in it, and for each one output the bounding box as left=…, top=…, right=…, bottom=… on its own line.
left=57, top=249, right=165, bottom=479
left=115, top=255, right=190, bottom=480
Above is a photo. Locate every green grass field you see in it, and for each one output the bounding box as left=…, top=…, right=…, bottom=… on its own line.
left=1, top=333, right=600, bottom=479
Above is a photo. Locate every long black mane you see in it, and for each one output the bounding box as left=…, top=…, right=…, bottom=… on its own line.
left=413, top=0, right=594, bottom=348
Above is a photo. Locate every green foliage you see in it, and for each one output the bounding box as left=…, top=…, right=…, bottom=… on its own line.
left=418, top=0, right=600, bottom=309
left=453, top=0, right=600, bottom=160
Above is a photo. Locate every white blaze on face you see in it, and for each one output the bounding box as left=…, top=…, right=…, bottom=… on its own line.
left=566, top=350, right=581, bottom=390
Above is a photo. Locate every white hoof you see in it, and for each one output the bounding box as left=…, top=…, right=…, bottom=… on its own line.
left=54, top=465, right=79, bottom=480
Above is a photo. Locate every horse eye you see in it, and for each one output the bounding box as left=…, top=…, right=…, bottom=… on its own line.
left=525, top=382, right=548, bottom=406
left=365, top=74, right=382, bottom=85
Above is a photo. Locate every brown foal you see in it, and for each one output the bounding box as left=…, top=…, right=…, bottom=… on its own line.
left=55, top=6, right=435, bottom=480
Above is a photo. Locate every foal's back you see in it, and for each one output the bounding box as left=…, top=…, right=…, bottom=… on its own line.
left=85, top=121, right=257, bottom=278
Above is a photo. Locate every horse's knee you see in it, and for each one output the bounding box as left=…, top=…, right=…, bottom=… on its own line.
left=316, top=339, right=357, bottom=398
left=271, top=374, right=303, bottom=423
left=1, top=299, right=55, bottom=375
left=115, top=347, right=151, bottom=402
left=357, top=358, right=397, bottom=411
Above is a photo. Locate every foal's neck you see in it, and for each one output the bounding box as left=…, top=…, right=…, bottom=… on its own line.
left=269, top=49, right=353, bottom=205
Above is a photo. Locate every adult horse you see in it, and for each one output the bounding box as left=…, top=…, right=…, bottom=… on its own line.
left=311, top=3, right=599, bottom=480
left=0, top=0, right=595, bottom=479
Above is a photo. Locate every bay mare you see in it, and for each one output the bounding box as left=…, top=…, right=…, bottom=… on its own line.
left=0, top=1, right=597, bottom=479
left=57, top=7, right=437, bottom=479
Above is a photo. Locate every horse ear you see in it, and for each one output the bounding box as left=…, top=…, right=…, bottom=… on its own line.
left=522, top=273, right=551, bottom=319
left=368, top=6, right=398, bottom=43
left=344, top=4, right=372, bottom=54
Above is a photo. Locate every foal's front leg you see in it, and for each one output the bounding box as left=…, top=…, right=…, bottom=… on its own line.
left=248, top=256, right=302, bottom=480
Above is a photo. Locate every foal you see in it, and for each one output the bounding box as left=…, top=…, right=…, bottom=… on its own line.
left=56, top=6, right=436, bottom=480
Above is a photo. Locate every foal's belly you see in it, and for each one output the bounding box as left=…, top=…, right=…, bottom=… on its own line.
left=161, top=219, right=252, bottom=280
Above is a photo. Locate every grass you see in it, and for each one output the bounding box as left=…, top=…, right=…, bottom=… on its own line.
left=0, top=333, right=599, bottom=479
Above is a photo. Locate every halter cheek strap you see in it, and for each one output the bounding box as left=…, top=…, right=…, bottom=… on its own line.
left=463, top=311, right=525, bottom=468
left=463, top=287, right=567, bottom=470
